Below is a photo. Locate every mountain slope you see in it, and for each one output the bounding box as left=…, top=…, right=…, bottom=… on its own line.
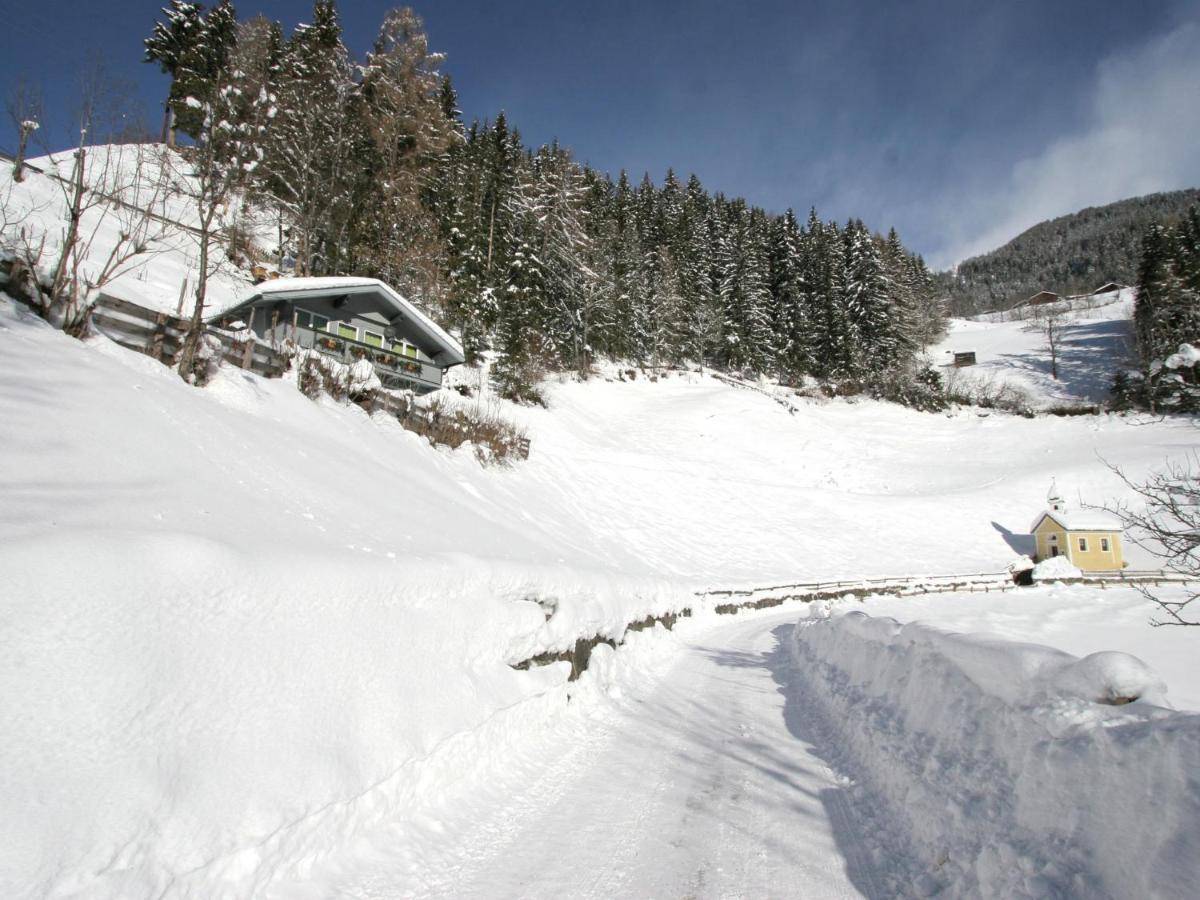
left=939, top=189, right=1200, bottom=314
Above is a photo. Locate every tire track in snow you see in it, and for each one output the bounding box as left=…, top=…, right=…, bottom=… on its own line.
left=310, top=610, right=882, bottom=899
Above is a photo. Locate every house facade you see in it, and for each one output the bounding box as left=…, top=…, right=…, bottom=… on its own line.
left=1030, top=484, right=1125, bottom=572
left=211, top=277, right=465, bottom=393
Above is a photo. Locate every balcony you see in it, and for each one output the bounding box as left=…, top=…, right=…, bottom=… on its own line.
left=295, top=326, right=442, bottom=392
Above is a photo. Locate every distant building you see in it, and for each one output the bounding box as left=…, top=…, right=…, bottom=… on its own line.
left=1029, top=481, right=1125, bottom=572
left=1013, top=290, right=1061, bottom=310
left=1090, top=282, right=1128, bottom=296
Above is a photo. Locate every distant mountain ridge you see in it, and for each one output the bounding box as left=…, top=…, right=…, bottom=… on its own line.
left=938, top=188, right=1200, bottom=315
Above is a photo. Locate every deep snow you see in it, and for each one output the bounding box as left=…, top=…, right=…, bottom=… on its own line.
left=4, top=145, right=1200, bottom=897
left=788, top=607, right=1200, bottom=898
left=3, top=290, right=1199, bottom=897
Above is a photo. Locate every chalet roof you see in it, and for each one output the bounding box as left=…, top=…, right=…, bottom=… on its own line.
left=1091, top=282, right=1127, bottom=295
left=214, top=277, right=465, bottom=367
left=1029, top=508, right=1123, bottom=534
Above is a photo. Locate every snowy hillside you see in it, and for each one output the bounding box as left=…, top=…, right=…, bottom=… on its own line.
left=4, top=286, right=1200, bottom=896
left=930, top=291, right=1136, bottom=408
left=4, top=144, right=1200, bottom=900
left=1, top=145, right=262, bottom=314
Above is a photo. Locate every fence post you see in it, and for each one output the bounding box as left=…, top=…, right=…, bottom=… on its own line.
left=242, top=307, right=256, bottom=369
left=175, top=276, right=189, bottom=317
left=150, top=312, right=166, bottom=361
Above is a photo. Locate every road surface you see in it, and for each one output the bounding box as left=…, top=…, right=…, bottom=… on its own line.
left=303, top=610, right=882, bottom=899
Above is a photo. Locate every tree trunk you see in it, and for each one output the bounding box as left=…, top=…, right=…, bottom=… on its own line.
left=13, top=130, right=29, bottom=182
left=48, top=145, right=87, bottom=319
left=178, top=211, right=213, bottom=382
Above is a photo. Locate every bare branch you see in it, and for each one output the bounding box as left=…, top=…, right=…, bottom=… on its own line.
left=1101, top=453, right=1200, bottom=626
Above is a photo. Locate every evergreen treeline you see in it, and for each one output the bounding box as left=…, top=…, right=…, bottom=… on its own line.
left=939, top=189, right=1200, bottom=317
left=1118, top=206, right=1200, bottom=411
left=145, top=1, right=942, bottom=399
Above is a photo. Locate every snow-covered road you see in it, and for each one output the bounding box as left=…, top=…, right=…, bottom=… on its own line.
left=310, top=610, right=873, bottom=899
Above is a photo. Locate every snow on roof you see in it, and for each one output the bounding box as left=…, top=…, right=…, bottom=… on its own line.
left=1030, top=508, right=1123, bottom=534
left=219, top=276, right=464, bottom=366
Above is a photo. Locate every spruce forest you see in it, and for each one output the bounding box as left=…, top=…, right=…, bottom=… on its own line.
left=939, top=188, right=1200, bottom=317
left=1124, top=205, right=1200, bottom=410
left=145, top=0, right=944, bottom=400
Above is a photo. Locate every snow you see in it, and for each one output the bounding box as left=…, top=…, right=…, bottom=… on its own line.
left=3, top=147, right=1199, bottom=896
left=1029, top=506, right=1123, bottom=532
left=1165, top=342, right=1200, bottom=369
left=0, top=145, right=265, bottom=316
left=852, top=582, right=1200, bottom=711
left=294, top=609, right=879, bottom=899
left=931, top=290, right=1136, bottom=408
left=1030, top=555, right=1083, bottom=580
left=787, top=609, right=1200, bottom=897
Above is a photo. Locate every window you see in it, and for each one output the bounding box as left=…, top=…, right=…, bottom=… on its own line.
left=391, top=341, right=420, bottom=359
left=363, top=330, right=384, bottom=348
left=295, top=308, right=329, bottom=331
left=1101, top=537, right=1110, bottom=552
left=336, top=322, right=358, bottom=341
left=1078, top=537, right=1088, bottom=552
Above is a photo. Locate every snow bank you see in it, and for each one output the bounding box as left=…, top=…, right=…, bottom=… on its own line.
left=0, top=535, right=694, bottom=899
left=788, top=611, right=1200, bottom=897
left=1031, top=555, right=1082, bottom=580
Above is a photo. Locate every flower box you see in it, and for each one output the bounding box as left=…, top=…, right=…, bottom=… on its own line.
left=316, top=336, right=344, bottom=352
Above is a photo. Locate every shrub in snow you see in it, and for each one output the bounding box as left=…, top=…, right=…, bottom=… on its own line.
left=1031, top=555, right=1082, bottom=581
left=295, top=349, right=381, bottom=402
left=408, top=395, right=530, bottom=465
left=864, top=364, right=948, bottom=412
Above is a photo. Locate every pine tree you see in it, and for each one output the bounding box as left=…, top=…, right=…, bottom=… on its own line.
left=716, top=202, right=773, bottom=374
left=260, top=0, right=354, bottom=276
left=767, top=210, right=811, bottom=380
left=144, top=1, right=205, bottom=143
left=169, top=0, right=240, bottom=140
left=350, top=7, right=458, bottom=297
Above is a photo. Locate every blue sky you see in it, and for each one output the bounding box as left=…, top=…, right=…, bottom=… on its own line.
left=2, top=0, right=1198, bottom=268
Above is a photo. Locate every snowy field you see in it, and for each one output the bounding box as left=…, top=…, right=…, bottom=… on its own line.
left=4, top=294, right=1199, bottom=896
left=931, top=292, right=1137, bottom=408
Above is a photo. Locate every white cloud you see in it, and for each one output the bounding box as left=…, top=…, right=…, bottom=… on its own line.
left=930, top=18, right=1200, bottom=269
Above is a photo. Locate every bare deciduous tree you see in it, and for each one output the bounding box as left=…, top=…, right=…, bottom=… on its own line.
left=1044, top=314, right=1061, bottom=380
left=6, top=78, right=43, bottom=182
left=172, top=66, right=268, bottom=382
left=6, top=67, right=173, bottom=335
left=1105, top=455, right=1200, bottom=626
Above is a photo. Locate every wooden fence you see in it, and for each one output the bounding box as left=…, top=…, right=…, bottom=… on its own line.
left=700, top=567, right=1196, bottom=613
left=90, top=294, right=288, bottom=378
